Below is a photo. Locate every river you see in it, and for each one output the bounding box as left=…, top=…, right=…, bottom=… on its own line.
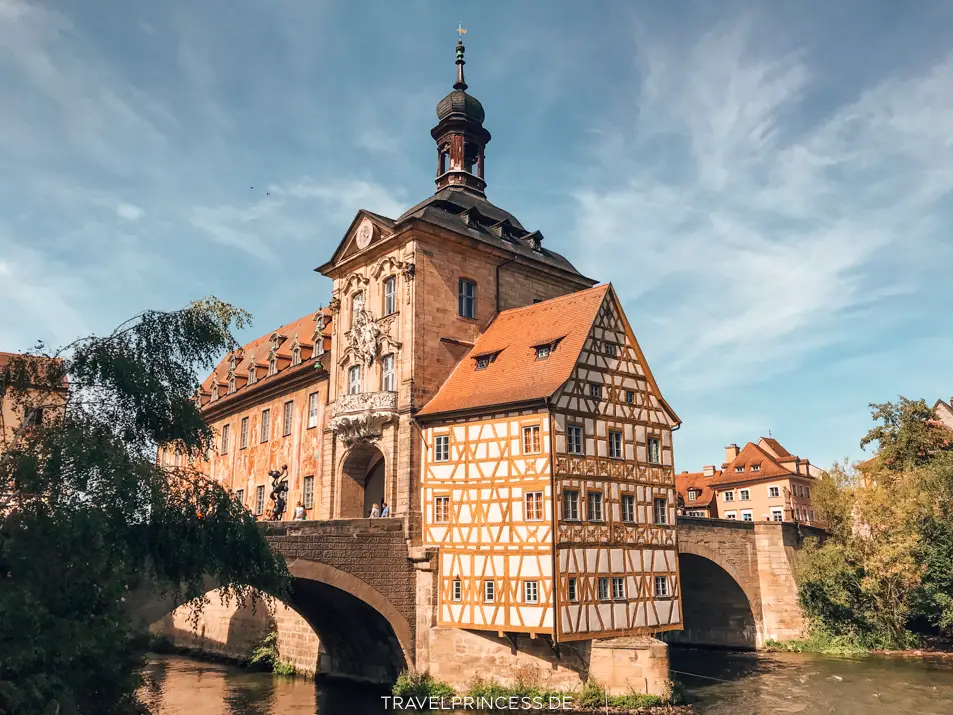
left=142, top=649, right=953, bottom=714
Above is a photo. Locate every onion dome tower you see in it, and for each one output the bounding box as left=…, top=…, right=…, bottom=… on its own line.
left=431, top=35, right=491, bottom=196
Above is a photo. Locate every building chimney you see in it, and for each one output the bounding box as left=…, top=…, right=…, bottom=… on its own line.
left=703, top=465, right=715, bottom=477
left=725, top=444, right=740, bottom=463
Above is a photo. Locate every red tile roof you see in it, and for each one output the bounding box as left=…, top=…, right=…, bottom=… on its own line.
left=417, top=285, right=610, bottom=417
left=675, top=471, right=719, bottom=509
left=710, top=440, right=803, bottom=486
left=759, top=437, right=793, bottom=459
left=199, top=309, right=331, bottom=408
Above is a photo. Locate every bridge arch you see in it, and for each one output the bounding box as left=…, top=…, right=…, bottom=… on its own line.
left=137, top=558, right=412, bottom=685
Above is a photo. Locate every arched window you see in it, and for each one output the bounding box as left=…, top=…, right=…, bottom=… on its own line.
left=348, top=365, right=361, bottom=395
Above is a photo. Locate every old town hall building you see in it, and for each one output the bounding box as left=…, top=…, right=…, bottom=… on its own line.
left=181, top=38, right=683, bottom=648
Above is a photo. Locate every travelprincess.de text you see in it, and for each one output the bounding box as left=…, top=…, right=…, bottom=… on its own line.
left=383, top=695, right=575, bottom=710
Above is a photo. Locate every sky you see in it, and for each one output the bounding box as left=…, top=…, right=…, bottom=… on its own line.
left=2, top=0, right=952, bottom=471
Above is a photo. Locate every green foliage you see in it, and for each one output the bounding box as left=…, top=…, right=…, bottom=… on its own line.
left=577, top=680, right=665, bottom=709
left=246, top=630, right=298, bottom=676
left=0, top=299, right=289, bottom=715
left=392, top=670, right=455, bottom=699
left=795, top=398, right=953, bottom=649
left=764, top=630, right=869, bottom=655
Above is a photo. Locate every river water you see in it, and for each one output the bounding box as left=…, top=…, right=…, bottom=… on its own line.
left=142, top=649, right=953, bottom=715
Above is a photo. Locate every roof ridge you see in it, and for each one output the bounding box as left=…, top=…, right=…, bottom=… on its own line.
left=494, top=284, right=609, bottom=318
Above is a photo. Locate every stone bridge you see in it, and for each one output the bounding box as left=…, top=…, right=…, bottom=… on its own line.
left=666, top=517, right=827, bottom=649
left=130, top=517, right=420, bottom=685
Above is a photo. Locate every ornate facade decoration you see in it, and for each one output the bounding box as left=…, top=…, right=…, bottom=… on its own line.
left=328, top=391, right=398, bottom=447
left=328, top=297, right=341, bottom=314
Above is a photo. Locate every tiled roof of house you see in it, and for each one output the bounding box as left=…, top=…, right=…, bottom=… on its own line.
left=416, top=285, right=610, bottom=417
left=710, top=440, right=802, bottom=486
left=198, top=308, right=332, bottom=409
left=759, top=437, right=793, bottom=459
left=675, top=471, right=718, bottom=508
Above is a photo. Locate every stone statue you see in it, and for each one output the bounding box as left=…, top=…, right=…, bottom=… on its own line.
left=268, top=465, right=289, bottom=521
left=349, top=304, right=383, bottom=367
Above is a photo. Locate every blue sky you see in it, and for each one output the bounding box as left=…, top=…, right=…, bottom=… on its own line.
left=2, top=0, right=952, bottom=471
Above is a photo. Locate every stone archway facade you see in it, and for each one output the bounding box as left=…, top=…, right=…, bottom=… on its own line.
left=337, top=444, right=386, bottom=518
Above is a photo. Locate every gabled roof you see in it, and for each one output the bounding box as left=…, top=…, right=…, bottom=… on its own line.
left=416, top=285, right=610, bottom=417
left=710, top=439, right=805, bottom=486
left=675, top=471, right=718, bottom=508
left=759, top=437, right=793, bottom=459
left=318, top=209, right=397, bottom=273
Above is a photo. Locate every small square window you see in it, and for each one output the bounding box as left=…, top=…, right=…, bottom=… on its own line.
left=612, top=576, right=625, bottom=600
left=524, top=581, right=538, bottom=604
left=740, top=489, right=750, bottom=501
left=484, top=580, right=495, bottom=603
left=724, top=491, right=735, bottom=502
left=654, top=576, right=669, bottom=598
left=604, top=343, right=617, bottom=357
left=567, top=425, right=583, bottom=455
left=742, top=511, right=753, bottom=522
left=567, top=578, right=577, bottom=602
left=434, top=435, right=450, bottom=462
left=724, top=511, right=737, bottom=520
left=771, top=508, right=783, bottom=522
left=475, top=356, right=491, bottom=370
left=598, top=577, right=610, bottom=601
left=609, top=430, right=623, bottom=459
left=589, top=383, right=602, bottom=399
left=434, top=495, right=450, bottom=523
left=687, top=489, right=698, bottom=501
left=768, top=486, right=780, bottom=498
left=621, top=494, right=635, bottom=522
left=535, top=345, right=550, bottom=360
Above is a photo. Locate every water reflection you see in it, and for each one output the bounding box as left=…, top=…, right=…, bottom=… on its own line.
left=144, top=651, right=953, bottom=715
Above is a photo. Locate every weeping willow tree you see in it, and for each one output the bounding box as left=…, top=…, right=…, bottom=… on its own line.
left=0, top=298, right=290, bottom=715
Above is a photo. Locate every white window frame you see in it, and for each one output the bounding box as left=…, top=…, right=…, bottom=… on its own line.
left=654, top=576, right=669, bottom=598
left=587, top=491, right=604, bottom=521
left=523, top=580, right=539, bottom=604
left=598, top=577, right=610, bottom=601
left=433, top=495, right=450, bottom=523
left=724, top=510, right=737, bottom=520
left=240, top=417, right=249, bottom=449
left=724, top=490, right=735, bottom=502
left=609, top=430, right=623, bottom=459
left=282, top=400, right=293, bottom=436
left=434, top=435, right=450, bottom=462
left=687, top=489, right=698, bottom=501
left=255, top=485, right=265, bottom=515
left=522, top=425, right=541, bottom=454
left=221, top=424, right=230, bottom=455
left=771, top=508, right=783, bottom=522
left=382, top=353, right=395, bottom=392
left=260, top=409, right=270, bottom=443
left=303, top=475, right=314, bottom=510
left=383, top=276, right=397, bottom=316
left=768, top=486, right=780, bottom=498
left=741, top=510, right=753, bottom=522
left=567, top=424, right=583, bottom=455
left=653, top=497, right=668, bottom=525
left=611, top=576, right=626, bottom=600
left=308, top=392, right=319, bottom=429
left=740, top=489, right=750, bottom=501
left=524, top=491, right=544, bottom=521
left=562, top=490, right=579, bottom=521
left=535, top=345, right=550, bottom=360
left=348, top=365, right=361, bottom=395
left=621, top=494, right=635, bottom=522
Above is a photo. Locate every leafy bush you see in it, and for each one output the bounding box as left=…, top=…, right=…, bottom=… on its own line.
left=392, top=670, right=455, bottom=700
left=577, top=680, right=665, bottom=709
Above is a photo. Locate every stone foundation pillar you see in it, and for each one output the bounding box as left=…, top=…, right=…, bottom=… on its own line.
left=754, top=523, right=806, bottom=642
left=588, top=637, right=670, bottom=696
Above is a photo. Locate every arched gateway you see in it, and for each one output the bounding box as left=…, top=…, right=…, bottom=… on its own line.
left=338, top=444, right=386, bottom=519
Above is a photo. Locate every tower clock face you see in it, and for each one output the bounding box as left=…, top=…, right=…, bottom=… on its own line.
left=356, top=219, right=374, bottom=249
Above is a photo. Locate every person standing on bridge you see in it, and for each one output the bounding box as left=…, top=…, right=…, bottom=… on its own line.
left=294, top=501, right=306, bottom=520
left=369, top=503, right=380, bottom=518
left=381, top=502, right=390, bottom=518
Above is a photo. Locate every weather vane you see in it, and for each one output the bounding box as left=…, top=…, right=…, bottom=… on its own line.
left=457, top=23, right=467, bottom=39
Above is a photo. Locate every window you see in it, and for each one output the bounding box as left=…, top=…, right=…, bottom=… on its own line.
left=238, top=416, right=251, bottom=449
left=434, top=496, right=450, bottom=523
left=458, top=279, right=476, bottom=319
left=768, top=486, right=780, bottom=498
left=654, top=576, right=669, bottom=597
left=751, top=464, right=761, bottom=472
left=303, top=476, right=314, bottom=510
left=687, top=489, right=698, bottom=501
left=735, top=466, right=744, bottom=473
left=235, top=489, right=244, bottom=505
left=260, top=409, right=270, bottom=442
left=291, top=345, right=301, bottom=366
left=308, top=392, right=319, bottom=429
left=654, top=497, right=668, bottom=525
left=562, top=490, right=579, bottom=521
left=598, top=577, right=610, bottom=601
left=604, top=343, right=617, bottom=357
left=794, top=484, right=802, bottom=497
left=625, top=390, right=635, bottom=405
left=382, top=354, right=395, bottom=392
left=434, top=435, right=450, bottom=462
left=724, top=511, right=737, bottom=520
left=348, top=365, right=361, bottom=395
left=567, top=578, right=577, bottom=602
left=621, top=494, right=635, bottom=522
left=255, top=485, right=265, bottom=515
left=612, top=577, right=626, bottom=600
left=525, top=491, right=543, bottom=521
left=475, top=354, right=492, bottom=370
left=221, top=424, right=230, bottom=454
left=589, top=383, right=602, bottom=399
left=351, top=292, right=363, bottom=328
left=484, top=580, right=495, bottom=603
left=809, top=509, right=815, bottom=521
left=740, top=489, right=750, bottom=501
left=522, top=425, right=541, bottom=454
left=609, top=430, right=623, bottom=459
left=567, top=425, right=583, bottom=455
left=771, top=508, right=783, bottom=522
left=647, top=437, right=661, bottom=464
left=535, top=345, right=550, bottom=360
left=452, top=578, right=462, bottom=602
left=686, top=510, right=707, bottom=517
left=806, top=487, right=812, bottom=499
left=383, top=276, right=397, bottom=315
left=268, top=356, right=278, bottom=376
left=587, top=491, right=604, bottom=521
left=282, top=401, right=293, bottom=436
left=742, top=510, right=753, bottom=522
left=524, top=581, right=538, bottom=604
left=724, top=491, right=735, bottom=502
left=248, top=364, right=257, bottom=385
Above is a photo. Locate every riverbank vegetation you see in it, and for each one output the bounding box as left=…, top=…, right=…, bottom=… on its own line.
left=0, top=300, right=290, bottom=715
left=391, top=670, right=688, bottom=713
left=248, top=631, right=299, bottom=676
left=794, top=397, right=953, bottom=653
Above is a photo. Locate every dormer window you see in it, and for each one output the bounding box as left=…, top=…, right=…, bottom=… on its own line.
left=688, top=489, right=698, bottom=501
left=535, top=345, right=550, bottom=360
left=268, top=355, right=278, bottom=376
left=735, top=466, right=744, bottom=473
left=751, top=464, right=761, bottom=472
left=228, top=376, right=236, bottom=394
left=474, top=352, right=499, bottom=371
left=291, top=335, right=302, bottom=366
left=248, top=363, right=258, bottom=385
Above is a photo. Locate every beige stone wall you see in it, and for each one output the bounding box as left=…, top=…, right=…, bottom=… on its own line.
left=754, top=523, right=807, bottom=642
left=149, top=588, right=321, bottom=674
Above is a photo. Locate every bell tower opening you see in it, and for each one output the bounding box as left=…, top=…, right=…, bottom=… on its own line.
left=432, top=36, right=491, bottom=195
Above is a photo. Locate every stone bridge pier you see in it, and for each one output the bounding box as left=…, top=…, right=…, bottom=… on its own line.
left=666, top=517, right=826, bottom=649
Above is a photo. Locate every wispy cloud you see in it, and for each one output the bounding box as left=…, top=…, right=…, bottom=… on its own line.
left=574, top=19, right=953, bottom=394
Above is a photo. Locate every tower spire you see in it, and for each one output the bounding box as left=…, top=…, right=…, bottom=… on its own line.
left=454, top=24, right=467, bottom=91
